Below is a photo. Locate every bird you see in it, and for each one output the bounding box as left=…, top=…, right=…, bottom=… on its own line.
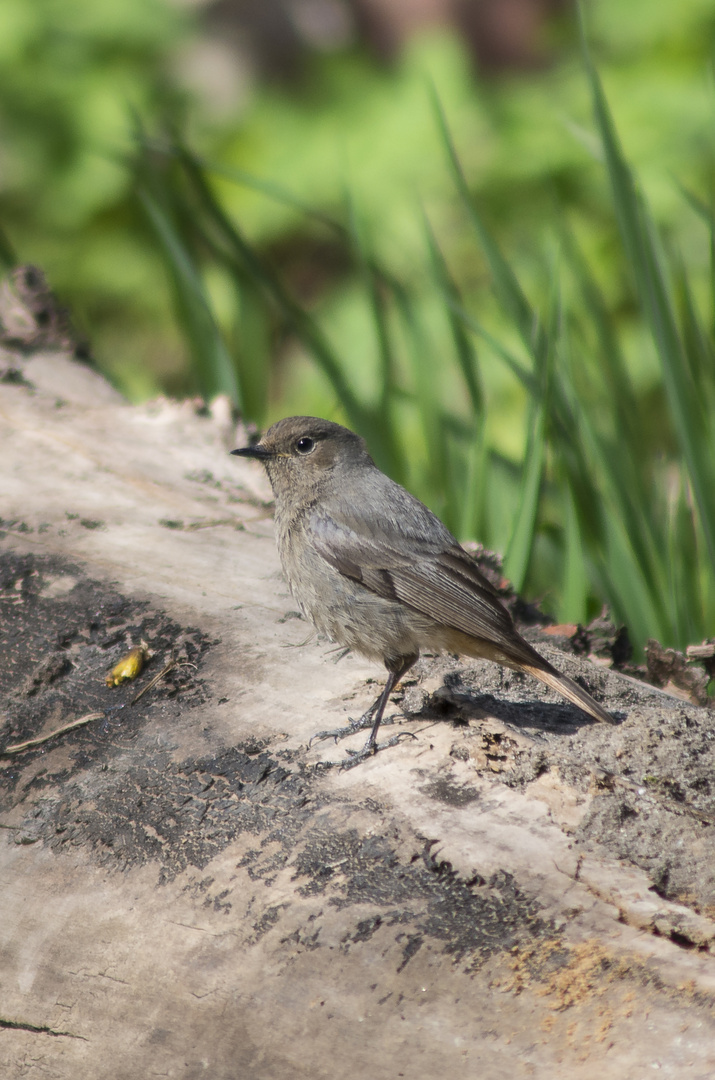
left=232, top=416, right=614, bottom=758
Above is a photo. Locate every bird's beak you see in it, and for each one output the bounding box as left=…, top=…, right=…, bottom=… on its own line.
left=231, top=445, right=272, bottom=461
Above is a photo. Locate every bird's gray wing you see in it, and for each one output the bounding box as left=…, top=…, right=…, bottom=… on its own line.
left=309, top=510, right=517, bottom=648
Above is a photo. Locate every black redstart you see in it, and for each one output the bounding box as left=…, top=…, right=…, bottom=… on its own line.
left=232, top=416, right=614, bottom=755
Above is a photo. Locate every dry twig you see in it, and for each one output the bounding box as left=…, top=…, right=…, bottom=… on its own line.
left=1, top=712, right=105, bottom=756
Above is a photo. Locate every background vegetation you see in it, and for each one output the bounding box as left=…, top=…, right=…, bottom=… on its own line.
left=1, top=0, right=714, bottom=658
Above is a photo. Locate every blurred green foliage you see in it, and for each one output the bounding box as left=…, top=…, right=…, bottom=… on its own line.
left=0, top=0, right=190, bottom=393
left=2, top=0, right=714, bottom=653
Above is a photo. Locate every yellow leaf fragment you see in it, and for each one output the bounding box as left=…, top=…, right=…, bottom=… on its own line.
left=106, top=645, right=148, bottom=687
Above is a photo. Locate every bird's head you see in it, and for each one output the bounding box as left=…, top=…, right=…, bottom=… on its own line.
left=231, top=416, right=373, bottom=504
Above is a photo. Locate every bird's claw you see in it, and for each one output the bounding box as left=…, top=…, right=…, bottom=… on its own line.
left=339, top=730, right=416, bottom=769
left=308, top=710, right=415, bottom=767
left=308, top=709, right=380, bottom=747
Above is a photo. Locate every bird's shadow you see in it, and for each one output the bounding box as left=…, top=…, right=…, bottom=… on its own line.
left=413, top=676, right=619, bottom=739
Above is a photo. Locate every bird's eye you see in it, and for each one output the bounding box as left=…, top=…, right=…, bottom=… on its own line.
left=295, top=436, right=316, bottom=455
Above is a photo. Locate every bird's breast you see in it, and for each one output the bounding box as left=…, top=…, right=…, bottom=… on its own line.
left=273, top=513, right=437, bottom=665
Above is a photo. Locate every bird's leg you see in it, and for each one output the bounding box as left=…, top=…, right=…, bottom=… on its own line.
left=338, top=657, right=419, bottom=767
left=361, top=655, right=417, bottom=753
left=308, top=654, right=418, bottom=755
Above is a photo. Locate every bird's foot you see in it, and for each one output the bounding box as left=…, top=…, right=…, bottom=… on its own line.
left=308, top=707, right=381, bottom=748
left=338, top=730, right=416, bottom=770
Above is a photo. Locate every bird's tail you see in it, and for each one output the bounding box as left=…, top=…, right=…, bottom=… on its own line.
left=520, top=661, right=615, bottom=725
left=448, top=628, right=615, bottom=724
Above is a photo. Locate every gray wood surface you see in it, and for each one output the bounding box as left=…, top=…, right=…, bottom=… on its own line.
left=1, top=346, right=714, bottom=1079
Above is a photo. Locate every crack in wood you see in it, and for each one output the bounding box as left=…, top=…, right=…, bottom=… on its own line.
left=0, top=1017, right=87, bottom=1040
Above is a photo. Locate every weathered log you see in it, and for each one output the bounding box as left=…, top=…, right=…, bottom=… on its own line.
left=1, top=343, right=714, bottom=1079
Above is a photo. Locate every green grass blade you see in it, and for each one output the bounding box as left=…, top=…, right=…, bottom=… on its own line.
left=502, top=274, right=559, bottom=591
left=675, top=257, right=715, bottom=391
left=391, top=287, right=454, bottom=524
left=184, top=151, right=347, bottom=237
left=344, top=197, right=396, bottom=410
left=559, top=486, right=588, bottom=624
left=580, top=10, right=715, bottom=566
left=665, top=471, right=702, bottom=646
left=503, top=397, right=546, bottom=592
left=459, top=427, right=489, bottom=541
left=600, top=504, right=668, bottom=646
left=422, top=210, right=484, bottom=417
left=678, top=181, right=715, bottom=345
left=432, top=87, right=541, bottom=356
left=137, top=187, right=240, bottom=406
left=556, top=322, right=665, bottom=596
left=174, top=150, right=368, bottom=415
left=560, top=223, right=638, bottom=425
left=446, top=300, right=537, bottom=394
left=343, top=197, right=410, bottom=486
left=231, top=279, right=272, bottom=423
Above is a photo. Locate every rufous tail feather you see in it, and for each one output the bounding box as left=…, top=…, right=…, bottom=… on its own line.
left=522, top=663, right=614, bottom=725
